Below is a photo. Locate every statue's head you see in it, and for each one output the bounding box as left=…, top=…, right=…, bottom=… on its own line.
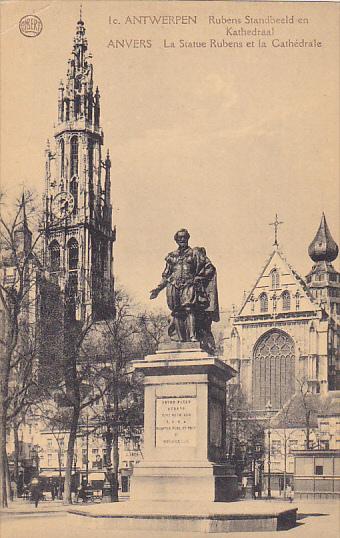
left=174, top=229, right=190, bottom=248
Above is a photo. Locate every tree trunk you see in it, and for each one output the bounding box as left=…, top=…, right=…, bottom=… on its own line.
left=0, top=302, right=20, bottom=507
left=112, top=426, right=119, bottom=502
left=283, top=436, right=287, bottom=499
left=63, top=322, right=81, bottom=505
left=63, top=401, right=80, bottom=504
left=306, top=410, right=311, bottom=449
left=5, top=450, right=11, bottom=501
left=112, top=390, right=119, bottom=502
left=13, top=422, right=20, bottom=485
left=57, top=446, right=63, bottom=499
left=0, top=396, right=8, bottom=507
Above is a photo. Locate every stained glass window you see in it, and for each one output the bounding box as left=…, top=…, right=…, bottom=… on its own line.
left=252, top=330, right=295, bottom=410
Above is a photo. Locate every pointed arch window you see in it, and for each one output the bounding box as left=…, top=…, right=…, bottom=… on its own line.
left=259, top=293, right=268, bottom=313
left=70, top=178, right=78, bottom=213
left=68, top=238, right=79, bottom=270
left=49, top=240, right=60, bottom=272
left=282, top=291, right=291, bottom=311
left=271, top=269, right=280, bottom=289
left=60, top=139, right=65, bottom=178
left=70, top=136, right=78, bottom=177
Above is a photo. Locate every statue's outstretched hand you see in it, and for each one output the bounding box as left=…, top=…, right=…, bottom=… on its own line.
left=150, top=289, right=159, bottom=300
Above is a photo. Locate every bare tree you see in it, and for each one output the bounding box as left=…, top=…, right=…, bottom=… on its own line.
left=270, top=380, right=319, bottom=498
left=86, top=294, right=168, bottom=502
left=0, top=192, right=42, bottom=507
left=225, top=385, right=265, bottom=488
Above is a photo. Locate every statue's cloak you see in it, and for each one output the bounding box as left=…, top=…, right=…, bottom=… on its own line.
left=205, top=272, right=220, bottom=322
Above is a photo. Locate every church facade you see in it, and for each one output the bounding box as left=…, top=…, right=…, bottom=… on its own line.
left=228, top=214, right=340, bottom=413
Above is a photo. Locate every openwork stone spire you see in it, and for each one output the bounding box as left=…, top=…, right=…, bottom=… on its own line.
left=308, top=213, right=338, bottom=263
left=57, top=16, right=99, bottom=127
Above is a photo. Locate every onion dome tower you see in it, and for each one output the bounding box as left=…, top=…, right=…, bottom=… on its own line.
left=306, top=214, right=340, bottom=390
left=306, top=214, right=339, bottom=315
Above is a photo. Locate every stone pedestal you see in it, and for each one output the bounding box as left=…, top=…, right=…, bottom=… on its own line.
left=131, top=343, right=238, bottom=503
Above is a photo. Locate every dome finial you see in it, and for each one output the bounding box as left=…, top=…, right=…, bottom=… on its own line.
left=308, top=213, right=338, bottom=262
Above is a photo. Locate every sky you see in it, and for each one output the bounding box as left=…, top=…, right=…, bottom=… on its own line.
left=1, top=1, right=339, bottom=311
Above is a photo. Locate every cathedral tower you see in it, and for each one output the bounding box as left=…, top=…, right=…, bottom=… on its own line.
left=43, top=16, right=115, bottom=322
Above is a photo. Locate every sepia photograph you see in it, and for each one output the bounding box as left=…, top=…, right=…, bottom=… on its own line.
left=0, top=1, right=339, bottom=537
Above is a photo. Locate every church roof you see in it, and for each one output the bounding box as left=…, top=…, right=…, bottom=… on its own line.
left=271, top=390, right=340, bottom=430
left=237, top=246, right=316, bottom=317
left=308, top=213, right=338, bottom=263
left=271, top=392, right=320, bottom=429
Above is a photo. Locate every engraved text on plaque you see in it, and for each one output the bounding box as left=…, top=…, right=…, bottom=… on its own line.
left=156, top=397, right=197, bottom=447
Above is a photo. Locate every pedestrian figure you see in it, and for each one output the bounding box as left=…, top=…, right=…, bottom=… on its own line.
left=30, top=478, right=41, bottom=508
left=286, top=484, right=293, bottom=503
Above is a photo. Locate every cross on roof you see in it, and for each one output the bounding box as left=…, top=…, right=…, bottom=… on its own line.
left=269, top=214, right=284, bottom=247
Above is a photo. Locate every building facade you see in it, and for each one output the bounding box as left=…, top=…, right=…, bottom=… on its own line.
left=228, top=214, right=339, bottom=413
left=227, top=215, right=339, bottom=494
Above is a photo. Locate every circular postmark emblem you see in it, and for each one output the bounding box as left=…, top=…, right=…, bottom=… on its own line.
left=19, top=15, right=43, bottom=38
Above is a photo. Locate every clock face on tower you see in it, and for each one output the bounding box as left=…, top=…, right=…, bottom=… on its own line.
left=52, top=191, right=75, bottom=219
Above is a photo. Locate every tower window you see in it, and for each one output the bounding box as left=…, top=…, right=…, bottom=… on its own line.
left=68, top=238, right=79, bottom=270
left=60, top=139, right=65, bottom=178
left=49, top=240, right=60, bottom=272
left=282, top=291, right=291, bottom=311
left=70, top=178, right=78, bottom=212
left=88, top=140, right=93, bottom=183
left=271, top=269, right=280, bottom=289
left=65, top=272, right=78, bottom=321
left=65, top=100, right=70, bottom=122
left=259, top=293, right=268, bottom=313
left=74, top=95, right=80, bottom=118
left=70, top=136, right=78, bottom=177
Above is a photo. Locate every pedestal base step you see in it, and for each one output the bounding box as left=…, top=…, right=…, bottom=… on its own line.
left=68, top=501, right=298, bottom=533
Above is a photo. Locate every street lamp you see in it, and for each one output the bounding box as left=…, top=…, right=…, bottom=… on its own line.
left=265, top=401, right=272, bottom=498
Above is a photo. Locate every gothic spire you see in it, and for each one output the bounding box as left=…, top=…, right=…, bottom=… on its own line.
left=57, top=15, right=96, bottom=125
left=308, top=213, right=338, bottom=263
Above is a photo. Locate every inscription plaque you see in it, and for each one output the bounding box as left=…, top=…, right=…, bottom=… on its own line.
left=156, top=397, right=197, bottom=447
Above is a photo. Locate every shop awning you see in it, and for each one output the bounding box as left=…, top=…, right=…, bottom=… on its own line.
left=88, top=472, right=106, bottom=480
left=39, top=471, right=65, bottom=477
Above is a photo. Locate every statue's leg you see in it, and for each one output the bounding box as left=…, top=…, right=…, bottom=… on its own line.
left=174, top=313, right=186, bottom=342
left=186, top=308, right=197, bottom=342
